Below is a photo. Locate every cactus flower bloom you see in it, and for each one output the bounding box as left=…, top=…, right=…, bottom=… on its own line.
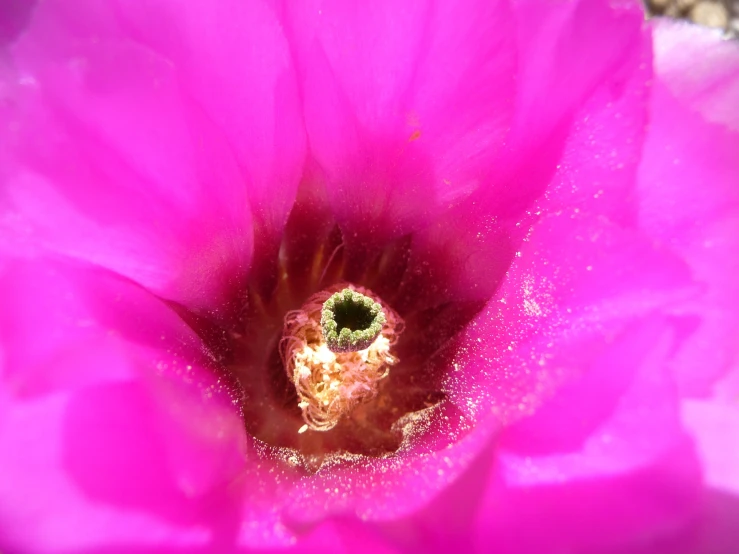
left=1, top=1, right=738, bottom=553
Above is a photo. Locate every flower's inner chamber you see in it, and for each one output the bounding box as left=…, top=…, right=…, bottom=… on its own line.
left=193, top=185, right=488, bottom=468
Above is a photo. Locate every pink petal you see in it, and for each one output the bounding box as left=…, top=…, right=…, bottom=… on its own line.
left=653, top=21, right=739, bottom=132
left=631, top=387, right=739, bottom=554
left=589, top=391, right=739, bottom=554
left=372, top=436, right=499, bottom=552
left=511, top=396, right=739, bottom=554
left=442, top=210, right=696, bottom=424
left=112, top=0, right=306, bottom=247
left=539, top=31, right=652, bottom=225
left=682, top=398, right=739, bottom=496
left=637, top=20, right=739, bottom=395
left=0, top=0, right=33, bottom=46
left=508, top=0, right=645, bottom=146
left=473, top=438, right=701, bottom=554
left=293, top=519, right=404, bottom=554
left=1, top=0, right=257, bottom=315
left=0, top=259, right=248, bottom=553
left=469, top=308, right=701, bottom=552
left=284, top=0, right=517, bottom=254
left=276, top=405, right=497, bottom=525
left=395, top=20, right=653, bottom=312
left=487, top=0, right=647, bottom=217
left=613, top=488, right=739, bottom=554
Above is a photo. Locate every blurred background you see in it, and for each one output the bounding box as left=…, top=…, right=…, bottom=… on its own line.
left=647, top=0, right=739, bottom=36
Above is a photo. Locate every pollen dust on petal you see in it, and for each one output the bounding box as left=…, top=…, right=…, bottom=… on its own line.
left=280, top=284, right=404, bottom=432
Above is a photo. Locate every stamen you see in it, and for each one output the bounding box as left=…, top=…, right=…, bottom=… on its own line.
left=280, top=284, right=403, bottom=432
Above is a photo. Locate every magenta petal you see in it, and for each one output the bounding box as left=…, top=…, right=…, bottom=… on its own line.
left=652, top=21, right=739, bottom=132
left=485, top=0, right=647, bottom=217
left=0, top=0, right=33, bottom=46
left=0, top=260, right=247, bottom=553
left=1, top=1, right=254, bottom=314
left=583, top=378, right=739, bottom=553
left=638, top=20, right=739, bottom=395
left=443, top=210, right=695, bottom=424
left=473, top=438, right=701, bottom=554
left=285, top=0, right=517, bottom=249
left=606, top=488, right=739, bottom=554
left=113, top=0, right=306, bottom=242
left=280, top=407, right=496, bottom=524
left=293, top=519, right=404, bottom=554
left=683, top=398, right=739, bottom=496
left=368, top=438, right=499, bottom=553
left=652, top=397, right=739, bottom=554
left=384, top=315, right=699, bottom=554
left=224, top=411, right=497, bottom=549
left=508, top=0, right=645, bottom=147
left=1, top=2, right=738, bottom=553
left=473, top=308, right=701, bottom=552
left=398, top=17, right=652, bottom=311
left=540, top=32, right=652, bottom=225
left=499, top=314, right=679, bottom=455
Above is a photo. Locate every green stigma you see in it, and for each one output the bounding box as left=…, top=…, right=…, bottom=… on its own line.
left=321, top=288, right=386, bottom=353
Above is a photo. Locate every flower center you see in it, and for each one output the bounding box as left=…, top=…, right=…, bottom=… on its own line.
left=281, top=285, right=403, bottom=433
left=219, top=189, right=486, bottom=464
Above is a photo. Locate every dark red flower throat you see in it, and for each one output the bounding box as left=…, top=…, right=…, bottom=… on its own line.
left=186, top=182, right=488, bottom=469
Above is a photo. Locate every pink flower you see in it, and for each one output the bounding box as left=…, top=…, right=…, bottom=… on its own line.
left=1, top=0, right=738, bottom=552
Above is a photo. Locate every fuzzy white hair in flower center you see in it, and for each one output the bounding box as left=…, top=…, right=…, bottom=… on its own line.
left=280, top=284, right=403, bottom=432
